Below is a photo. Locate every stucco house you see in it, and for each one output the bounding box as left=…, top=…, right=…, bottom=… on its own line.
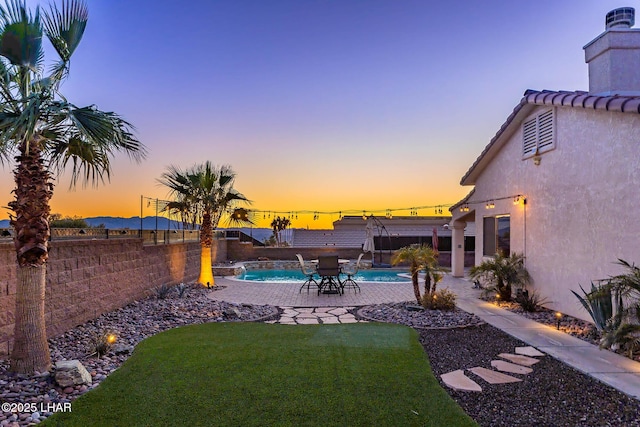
left=449, top=8, right=640, bottom=321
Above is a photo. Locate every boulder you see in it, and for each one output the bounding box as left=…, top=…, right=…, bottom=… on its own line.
left=55, top=360, right=92, bottom=387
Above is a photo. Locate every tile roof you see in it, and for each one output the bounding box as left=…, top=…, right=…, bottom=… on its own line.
left=460, top=89, right=640, bottom=185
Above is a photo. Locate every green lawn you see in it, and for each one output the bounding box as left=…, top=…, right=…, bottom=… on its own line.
left=43, top=322, right=476, bottom=427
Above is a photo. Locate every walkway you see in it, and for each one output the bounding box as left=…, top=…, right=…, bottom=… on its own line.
left=209, top=274, right=640, bottom=400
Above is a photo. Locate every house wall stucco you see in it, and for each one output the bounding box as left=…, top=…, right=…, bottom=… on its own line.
left=458, top=106, right=640, bottom=321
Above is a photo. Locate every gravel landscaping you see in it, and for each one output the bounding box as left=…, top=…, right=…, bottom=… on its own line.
left=358, top=301, right=640, bottom=427
left=0, top=287, right=639, bottom=426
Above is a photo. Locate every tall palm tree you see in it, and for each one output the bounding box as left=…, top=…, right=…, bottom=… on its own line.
left=158, top=162, right=249, bottom=286
left=0, top=0, right=146, bottom=374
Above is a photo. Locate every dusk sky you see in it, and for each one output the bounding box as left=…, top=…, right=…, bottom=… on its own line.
left=0, top=0, right=630, bottom=228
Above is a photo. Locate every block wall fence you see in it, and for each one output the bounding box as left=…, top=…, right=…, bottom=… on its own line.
left=0, top=238, right=227, bottom=356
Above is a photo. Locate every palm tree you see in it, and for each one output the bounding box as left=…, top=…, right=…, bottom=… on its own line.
left=158, top=162, right=249, bottom=286
left=270, top=216, right=290, bottom=246
left=391, top=244, right=436, bottom=304
left=0, top=0, right=146, bottom=374
left=469, top=252, right=531, bottom=301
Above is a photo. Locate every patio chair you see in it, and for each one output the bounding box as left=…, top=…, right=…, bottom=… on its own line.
left=296, top=254, right=319, bottom=293
left=341, top=253, right=363, bottom=293
left=317, top=254, right=342, bottom=295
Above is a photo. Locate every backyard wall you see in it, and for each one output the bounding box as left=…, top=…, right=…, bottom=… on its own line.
left=226, top=241, right=474, bottom=267
left=0, top=238, right=225, bottom=356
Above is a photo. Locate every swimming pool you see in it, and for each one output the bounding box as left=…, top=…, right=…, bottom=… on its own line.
left=235, top=269, right=411, bottom=283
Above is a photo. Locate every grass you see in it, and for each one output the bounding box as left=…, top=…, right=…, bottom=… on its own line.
left=43, top=322, right=476, bottom=427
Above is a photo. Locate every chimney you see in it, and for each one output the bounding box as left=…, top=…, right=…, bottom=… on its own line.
left=584, top=7, right=640, bottom=96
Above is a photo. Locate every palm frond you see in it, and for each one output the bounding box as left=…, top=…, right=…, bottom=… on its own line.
left=39, top=103, right=144, bottom=187
left=42, top=0, right=87, bottom=63
left=0, top=0, right=43, bottom=71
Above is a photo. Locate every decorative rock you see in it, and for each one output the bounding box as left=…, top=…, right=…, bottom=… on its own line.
left=112, top=344, right=134, bottom=355
left=55, top=360, right=92, bottom=387
left=468, top=367, right=522, bottom=384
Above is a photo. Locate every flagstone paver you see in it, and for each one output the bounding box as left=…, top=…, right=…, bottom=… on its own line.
left=468, top=367, right=522, bottom=384
left=441, top=370, right=482, bottom=392
left=515, top=346, right=545, bottom=357
left=498, top=353, right=541, bottom=366
left=491, top=360, right=533, bottom=375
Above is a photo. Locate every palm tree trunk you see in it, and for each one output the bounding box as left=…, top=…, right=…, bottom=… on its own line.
left=412, top=269, right=421, bottom=304
left=197, top=211, right=214, bottom=286
left=424, top=268, right=432, bottom=296
left=11, top=265, right=50, bottom=373
left=9, top=138, right=53, bottom=374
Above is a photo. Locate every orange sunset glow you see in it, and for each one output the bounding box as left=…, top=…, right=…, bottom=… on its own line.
left=0, top=1, right=622, bottom=231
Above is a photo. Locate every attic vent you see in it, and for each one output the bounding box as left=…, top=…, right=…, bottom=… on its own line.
left=606, top=7, right=635, bottom=29
left=522, top=109, right=555, bottom=158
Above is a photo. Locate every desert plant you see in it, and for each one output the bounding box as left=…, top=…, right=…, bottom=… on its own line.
left=176, top=283, right=189, bottom=298
left=571, top=282, right=616, bottom=332
left=600, top=319, right=640, bottom=357
left=90, top=331, right=118, bottom=358
left=158, top=163, right=251, bottom=286
left=421, top=288, right=456, bottom=310
left=515, top=290, right=548, bottom=312
left=469, top=252, right=530, bottom=302
left=155, top=283, right=172, bottom=300
left=391, top=244, right=436, bottom=304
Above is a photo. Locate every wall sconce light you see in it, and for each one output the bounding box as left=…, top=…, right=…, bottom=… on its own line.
left=533, top=155, right=541, bottom=166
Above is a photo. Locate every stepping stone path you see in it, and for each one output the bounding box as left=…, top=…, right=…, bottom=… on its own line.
left=266, top=306, right=365, bottom=325
left=440, top=346, right=545, bottom=392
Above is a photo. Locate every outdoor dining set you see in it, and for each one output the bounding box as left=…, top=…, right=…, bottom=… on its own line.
left=296, top=253, right=364, bottom=295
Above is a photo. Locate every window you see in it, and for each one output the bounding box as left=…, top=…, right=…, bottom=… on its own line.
left=483, top=216, right=510, bottom=256
left=522, top=109, right=555, bottom=158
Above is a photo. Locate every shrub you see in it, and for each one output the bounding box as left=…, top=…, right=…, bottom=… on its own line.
left=515, top=289, right=548, bottom=312
left=155, top=283, right=172, bottom=299
left=469, top=252, right=531, bottom=302
left=421, top=288, right=456, bottom=311
left=176, top=283, right=189, bottom=298
left=91, top=331, right=118, bottom=358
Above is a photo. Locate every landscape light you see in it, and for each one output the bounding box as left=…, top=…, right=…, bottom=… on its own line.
left=106, top=333, right=117, bottom=345
left=555, top=312, right=562, bottom=330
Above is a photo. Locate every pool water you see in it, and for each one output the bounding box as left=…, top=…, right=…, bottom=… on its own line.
left=235, top=269, right=411, bottom=283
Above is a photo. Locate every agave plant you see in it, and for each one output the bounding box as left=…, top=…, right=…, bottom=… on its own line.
left=571, top=282, right=616, bottom=332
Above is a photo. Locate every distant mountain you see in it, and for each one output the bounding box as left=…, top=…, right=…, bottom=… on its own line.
left=0, top=216, right=274, bottom=242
